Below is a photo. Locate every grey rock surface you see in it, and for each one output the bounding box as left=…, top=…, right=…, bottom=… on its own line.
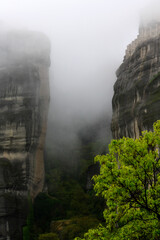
left=0, top=30, right=50, bottom=239
left=112, top=23, right=160, bottom=139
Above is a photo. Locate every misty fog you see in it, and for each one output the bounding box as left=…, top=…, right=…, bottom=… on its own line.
left=0, top=0, right=157, bottom=166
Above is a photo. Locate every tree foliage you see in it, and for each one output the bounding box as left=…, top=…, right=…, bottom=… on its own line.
left=23, top=197, right=35, bottom=240
left=38, top=232, right=59, bottom=240
left=75, top=120, right=160, bottom=240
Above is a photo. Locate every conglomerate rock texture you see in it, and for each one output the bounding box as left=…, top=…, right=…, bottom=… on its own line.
left=112, top=22, right=160, bottom=139
left=0, top=30, right=50, bottom=239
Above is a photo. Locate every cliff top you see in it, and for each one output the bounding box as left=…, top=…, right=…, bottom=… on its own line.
left=0, top=30, right=51, bottom=66
left=124, top=21, right=160, bottom=60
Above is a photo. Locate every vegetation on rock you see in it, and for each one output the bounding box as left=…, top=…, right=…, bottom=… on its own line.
left=75, top=120, right=160, bottom=240
left=38, top=233, right=59, bottom=240
left=31, top=121, right=108, bottom=239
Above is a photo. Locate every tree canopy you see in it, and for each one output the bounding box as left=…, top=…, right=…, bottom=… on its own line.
left=75, top=120, right=160, bottom=240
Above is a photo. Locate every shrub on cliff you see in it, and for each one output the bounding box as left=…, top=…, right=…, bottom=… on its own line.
left=52, top=216, right=100, bottom=240
left=38, top=232, right=59, bottom=240
left=75, top=120, right=160, bottom=240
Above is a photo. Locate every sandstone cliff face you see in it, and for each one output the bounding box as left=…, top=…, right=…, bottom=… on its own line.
left=112, top=22, right=160, bottom=139
left=0, top=30, right=50, bottom=239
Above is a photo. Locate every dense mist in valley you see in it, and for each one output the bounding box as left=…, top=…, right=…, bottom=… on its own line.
left=0, top=0, right=158, bottom=167
left=0, top=1, right=160, bottom=239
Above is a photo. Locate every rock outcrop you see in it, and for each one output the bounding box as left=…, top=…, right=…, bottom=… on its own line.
left=0, top=30, right=50, bottom=239
left=112, top=21, right=160, bottom=139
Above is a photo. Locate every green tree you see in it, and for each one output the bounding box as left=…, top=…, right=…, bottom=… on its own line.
left=75, top=120, right=160, bottom=240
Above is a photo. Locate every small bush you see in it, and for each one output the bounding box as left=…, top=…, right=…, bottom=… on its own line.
left=38, top=232, right=59, bottom=240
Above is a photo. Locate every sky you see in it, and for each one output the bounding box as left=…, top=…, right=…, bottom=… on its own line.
left=0, top=0, right=157, bottom=152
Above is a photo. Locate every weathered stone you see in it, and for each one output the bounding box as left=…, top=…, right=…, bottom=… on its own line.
left=0, top=30, right=50, bottom=239
left=112, top=21, right=160, bottom=139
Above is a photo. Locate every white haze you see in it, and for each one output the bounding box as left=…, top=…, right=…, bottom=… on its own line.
left=0, top=0, right=157, bottom=159
left=141, top=0, right=160, bottom=25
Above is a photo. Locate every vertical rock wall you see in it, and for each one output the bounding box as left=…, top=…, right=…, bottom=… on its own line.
left=0, top=30, right=50, bottom=239
left=112, top=22, right=160, bottom=139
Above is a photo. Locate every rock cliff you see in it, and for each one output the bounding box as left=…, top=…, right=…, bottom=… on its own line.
left=0, top=30, right=50, bottom=239
left=112, top=21, right=160, bottom=139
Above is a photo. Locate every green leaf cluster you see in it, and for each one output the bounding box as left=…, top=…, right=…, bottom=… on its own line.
left=75, top=120, right=160, bottom=240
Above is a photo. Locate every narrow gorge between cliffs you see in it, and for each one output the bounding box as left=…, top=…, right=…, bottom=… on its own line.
left=0, top=1, right=159, bottom=240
